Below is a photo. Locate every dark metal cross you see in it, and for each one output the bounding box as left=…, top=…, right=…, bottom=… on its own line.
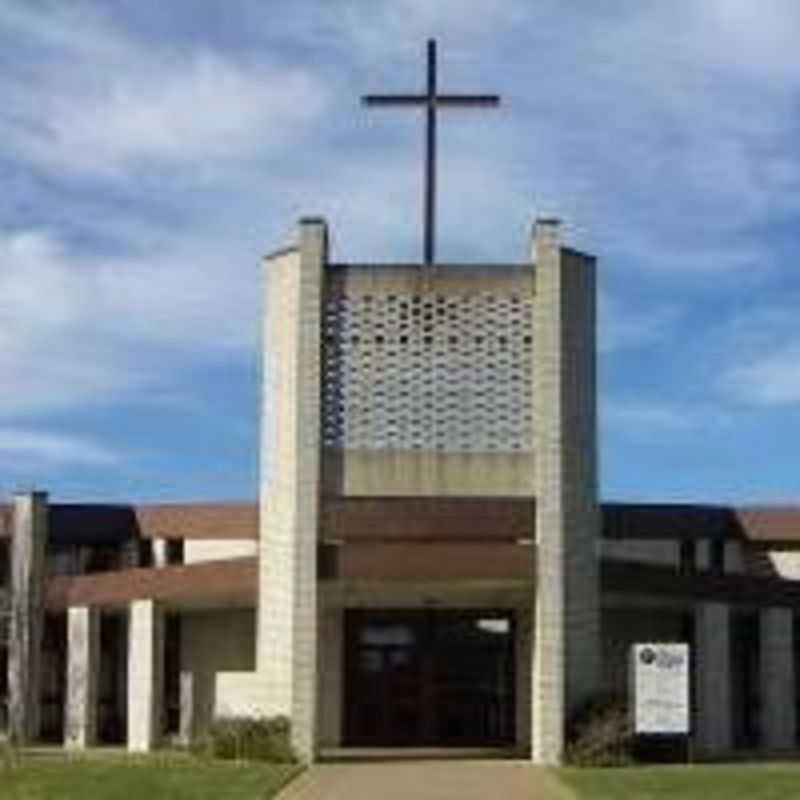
left=362, top=39, right=500, bottom=266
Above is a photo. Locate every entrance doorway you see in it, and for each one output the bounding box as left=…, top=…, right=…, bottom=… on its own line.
left=344, top=609, right=515, bottom=747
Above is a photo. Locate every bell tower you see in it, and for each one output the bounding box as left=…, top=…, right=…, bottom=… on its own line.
left=251, top=41, right=600, bottom=764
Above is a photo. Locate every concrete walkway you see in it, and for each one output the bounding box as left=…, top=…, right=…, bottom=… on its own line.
left=276, top=761, right=575, bottom=800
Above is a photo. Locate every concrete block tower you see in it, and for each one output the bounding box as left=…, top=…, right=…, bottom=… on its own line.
left=258, top=220, right=327, bottom=762
left=255, top=215, right=600, bottom=763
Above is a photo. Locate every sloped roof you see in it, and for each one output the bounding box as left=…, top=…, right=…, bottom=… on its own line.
left=3, top=497, right=800, bottom=545
left=602, top=503, right=800, bottom=543
left=46, top=556, right=257, bottom=611
left=132, top=503, right=258, bottom=540
left=0, top=501, right=259, bottom=543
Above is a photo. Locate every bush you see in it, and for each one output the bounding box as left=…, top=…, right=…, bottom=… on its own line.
left=197, top=716, right=297, bottom=763
left=565, top=693, right=634, bottom=767
left=0, top=734, right=20, bottom=772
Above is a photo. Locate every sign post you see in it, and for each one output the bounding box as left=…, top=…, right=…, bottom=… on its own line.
left=631, top=643, right=691, bottom=762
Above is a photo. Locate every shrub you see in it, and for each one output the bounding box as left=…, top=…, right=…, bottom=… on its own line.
left=0, top=734, right=19, bottom=772
left=565, top=693, right=634, bottom=767
left=198, top=716, right=297, bottom=763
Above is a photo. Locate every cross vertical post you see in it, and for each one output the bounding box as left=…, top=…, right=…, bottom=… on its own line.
left=425, top=38, right=436, bottom=266
left=362, top=39, right=500, bottom=267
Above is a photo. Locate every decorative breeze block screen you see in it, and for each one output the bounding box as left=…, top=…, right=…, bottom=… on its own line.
left=322, top=286, right=534, bottom=451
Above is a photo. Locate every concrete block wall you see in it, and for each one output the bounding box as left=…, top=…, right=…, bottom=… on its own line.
left=320, top=266, right=537, bottom=497
left=183, top=539, right=257, bottom=564
left=215, top=672, right=270, bottom=720
left=532, top=220, right=600, bottom=764
left=179, top=609, right=255, bottom=741
left=257, top=219, right=326, bottom=762
left=764, top=547, right=800, bottom=579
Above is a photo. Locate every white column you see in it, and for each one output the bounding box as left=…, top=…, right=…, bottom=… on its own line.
left=178, top=670, right=194, bottom=746
left=65, top=606, right=100, bottom=749
left=760, top=606, right=796, bottom=751
left=8, top=491, right=48, bottom=745
left=695, top=603, right=732, bottom=754
left=152, top=540, right=168, bottom=568
left=127, top=600, right=164, bottom=752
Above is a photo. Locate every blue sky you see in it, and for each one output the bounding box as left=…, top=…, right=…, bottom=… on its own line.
left=2, top=0, right=800, bottom=505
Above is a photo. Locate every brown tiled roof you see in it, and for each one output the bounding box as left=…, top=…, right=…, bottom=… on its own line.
left=321, top=497, right=534, bottom=542
left=733, top=508, right=800, bottom=543
left=35, top=501, right=258, bottom=544
left=5, top=496, right=800, bottom=546
left=133, top=502, right=258, bottom=540
left=45, top=557, right=257, bottom=611
left=2, top=502, right=257, bottom=543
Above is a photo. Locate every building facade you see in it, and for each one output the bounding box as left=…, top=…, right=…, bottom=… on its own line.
left=2, top=218, right=800, bottom=763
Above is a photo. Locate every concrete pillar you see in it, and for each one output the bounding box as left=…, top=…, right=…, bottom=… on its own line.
left=760, top=606, right=796, bottom=751
left=127, top=599, right=164, bottom=752
left=695, top=602, right=732, bottom=754
left=257, top=218, right=327, bottom=762
left=178, top=670, right=194, bottom=746
left=7, top=491, right=48, bottom=744
left=531, top=220, right=600, bottom=764
left=64, top=606, right=100, bottom=749
left=515, top=606, right=533, bottom=755
left=152, top=540, right=168, bottom=568
left=318, top=605, right=343, bottom=748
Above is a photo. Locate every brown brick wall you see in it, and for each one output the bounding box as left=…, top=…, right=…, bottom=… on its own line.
left=325, top=541, right=535, bottom=581
left=321, top=497, right=535, bottom=541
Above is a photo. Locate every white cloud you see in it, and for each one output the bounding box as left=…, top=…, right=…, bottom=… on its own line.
left=724, top=346, right=800, bottom=406
left=1, top=0, right=800, bottom=501
left=0, top=226, right=259, bottom=417
left=603, top=397, right=734, bottom=438
left=714, top=304, right=800, bottom=407
left=604, top=399, right=694, bottom=434
left=0, top=428, right=118, bottom=466
left=0, top=7, right=329, bottom=179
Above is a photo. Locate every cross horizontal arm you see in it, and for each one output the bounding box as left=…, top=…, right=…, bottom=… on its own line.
left=362, top=94, right=428, bottom=106
left=435, top=94, right=501, bottom=106
left=362, top=94, right=501, bottom=108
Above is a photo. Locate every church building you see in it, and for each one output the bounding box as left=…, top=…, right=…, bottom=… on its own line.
left=2, top=41, right=800, bottom=766
left=2, top=216, right=800, bottom=765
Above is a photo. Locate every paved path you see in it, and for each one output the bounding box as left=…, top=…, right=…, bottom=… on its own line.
left=276, top=761, right=575, bottom=800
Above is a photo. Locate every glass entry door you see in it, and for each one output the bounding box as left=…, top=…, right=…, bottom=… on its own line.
left=344, top=610, right=515, bottom=747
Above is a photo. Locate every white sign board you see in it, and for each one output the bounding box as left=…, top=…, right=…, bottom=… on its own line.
left=631, top=643, right=690, bottom=735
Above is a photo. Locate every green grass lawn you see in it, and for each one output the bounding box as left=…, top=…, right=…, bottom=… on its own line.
left=561, top=763, right=800, bottom=800
left=0, top=754, right=300, bottom=800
